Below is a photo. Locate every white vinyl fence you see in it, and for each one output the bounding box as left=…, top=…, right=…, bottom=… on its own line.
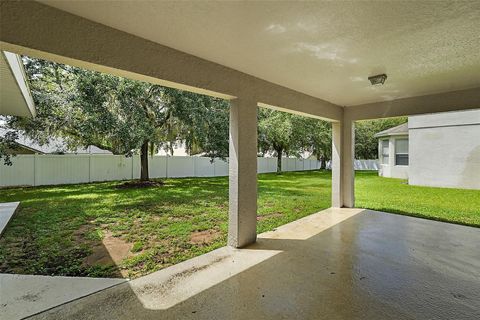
left=325, top=159, right=379, bottom=171
left=0, top=155, right=379, bottom=187
left=0, top=155, right=321, bottom=187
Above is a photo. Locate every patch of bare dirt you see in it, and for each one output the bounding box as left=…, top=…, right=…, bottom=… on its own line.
left=84, top=232, right=133, bottom=276
left=257, top=212, right=283, bottom=221
left=115, top=180, right=164, bottom=189
left=189, top=229, right=221, bottom=245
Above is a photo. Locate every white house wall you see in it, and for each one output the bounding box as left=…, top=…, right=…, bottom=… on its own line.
left=378, top=163, right=409, bottom=180
left=408, top=110, right=480, bottom=190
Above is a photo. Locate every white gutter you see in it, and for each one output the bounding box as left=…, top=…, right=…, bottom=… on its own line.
left=2, top=51, right=36, bottom=117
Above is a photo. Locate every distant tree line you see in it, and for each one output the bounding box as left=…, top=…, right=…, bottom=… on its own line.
left=354, top=118, right=407, bottom=159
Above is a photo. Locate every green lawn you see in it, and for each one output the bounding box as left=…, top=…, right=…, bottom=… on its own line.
left=355, top=171, right=480, bottom=227
left=0, top=171, right=331, bottom=279
left=0, top=170, right=478, bottom=279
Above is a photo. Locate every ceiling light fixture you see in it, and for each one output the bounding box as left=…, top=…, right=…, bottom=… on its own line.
left=368, top=74, right=387, bottom=85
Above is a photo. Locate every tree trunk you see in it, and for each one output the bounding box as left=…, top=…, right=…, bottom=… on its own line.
left=319, top=155, right=326, bottom=169
left=140, top=140, right=149, bottom=181
left=321, top=156, right=331, bottom=170
left=276, top=149, right=282, bottom=173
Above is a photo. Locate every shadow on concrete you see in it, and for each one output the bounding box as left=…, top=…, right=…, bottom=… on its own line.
left=28, top=209, right=480, bottom=320
left=359, top=206, right=480, bottom=228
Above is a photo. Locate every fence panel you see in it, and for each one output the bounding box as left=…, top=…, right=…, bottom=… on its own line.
left=213, top=158, right=229, bottom=176
left=132, top=156, right=141, bottom=179
left=353, top=159, right=379, bottom=170
left=325, top=159, right=378, bottom=170
left=257, top=158, right=270, bottom=173
left=0, top=155, right=35, bottom=186
left=167, top=156, right=195, bottom=178
left=148, top=156, right=167, bottom=178
left=90, top=155, right=133, bottom=182
left=269, top=158, right=277, bottom=172
left=194, top=157, right=215, bottom=177
left=35, top=155, right=90, bottom=185
left=285, top=158, right=296, bottom=171
left=295, top=159, right=305, bottom=171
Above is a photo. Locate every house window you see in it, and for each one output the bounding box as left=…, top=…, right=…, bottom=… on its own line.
left=395, top=138, right=409, bottom=166
left=381, top=140, right=389, bottom=164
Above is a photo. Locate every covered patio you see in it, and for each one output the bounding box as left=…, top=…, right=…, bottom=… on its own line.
left=24, top=208, right=480, bottom=319
left=0, top=1, right=479, bottom=319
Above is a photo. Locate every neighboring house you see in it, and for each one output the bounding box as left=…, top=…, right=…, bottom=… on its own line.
left=376, top=109, right=480, bottom=190
left=156, top=140, right=192, bottom=157
left=375, top=122, right=409, bottom=180
left=0, top=128, right=111, bottom=155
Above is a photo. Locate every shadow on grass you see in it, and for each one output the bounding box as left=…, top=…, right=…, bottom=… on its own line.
left=359, top=206, right=480, bottom=228
left=0, top=170, right=332, bottom=279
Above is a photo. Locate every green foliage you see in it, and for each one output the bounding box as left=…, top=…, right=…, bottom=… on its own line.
left=258, top=108, right=331, bottom=171
left=258, top=110, right=405, bottom=166
left=355, top=117, right=407, bottom=159
left=293, top=117, right=332, bottom=166
left=161, top=89, right=230, bottom=159
left=258, top=108, right=296, bottom=156
left=0, top=128, right=18, bottom=165
left=131, top=241, right=144, bottom=253
left=5, top=57, right=231, bottom=178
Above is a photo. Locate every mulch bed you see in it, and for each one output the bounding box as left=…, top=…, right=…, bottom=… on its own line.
left=115, top=180, right=164, bottom=189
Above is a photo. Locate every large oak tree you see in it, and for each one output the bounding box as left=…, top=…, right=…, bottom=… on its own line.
left=5, top=57, right=229, bottom=180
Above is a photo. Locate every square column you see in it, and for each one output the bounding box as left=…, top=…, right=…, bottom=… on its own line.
left=228, top=98, right=258, bottom=248
left=331, top=118, right=355, bottom=208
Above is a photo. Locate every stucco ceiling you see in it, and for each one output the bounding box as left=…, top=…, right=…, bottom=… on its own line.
left=39, top=1, right=480, bottom=106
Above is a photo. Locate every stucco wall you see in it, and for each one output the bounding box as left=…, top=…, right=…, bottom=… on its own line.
left=408, top=110, right=480, bottom=190
left=378, top=164, right=409, bottom=180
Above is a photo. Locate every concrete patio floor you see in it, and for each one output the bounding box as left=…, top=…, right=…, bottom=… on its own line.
left=0, top=274, right=126, bottom=319
left=0, top=202, right=19, bottom=236
left=29, top=208, right=480, bottom=320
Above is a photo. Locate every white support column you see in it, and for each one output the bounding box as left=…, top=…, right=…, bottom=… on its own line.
left=331, top=122, right=343, bottom=208
left=343, top=119, right=355, bottom=207
left=331, top=117, right=355, bottom=208
left=228, top=98, right=258, bottom=248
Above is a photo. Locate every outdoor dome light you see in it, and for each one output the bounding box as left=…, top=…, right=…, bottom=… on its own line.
left=368, top=74, right=387, bottom=85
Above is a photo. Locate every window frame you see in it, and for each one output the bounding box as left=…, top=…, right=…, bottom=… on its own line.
left=380, top=139, right=389, bottom=165
left=394, top=138, right=409, bottom=166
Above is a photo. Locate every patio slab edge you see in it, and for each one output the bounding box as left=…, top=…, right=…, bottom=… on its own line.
left=0, top=201, right=20, bottom=237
